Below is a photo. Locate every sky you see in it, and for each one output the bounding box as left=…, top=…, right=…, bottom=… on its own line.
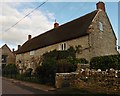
left=0, top=1, right=119, bottom=51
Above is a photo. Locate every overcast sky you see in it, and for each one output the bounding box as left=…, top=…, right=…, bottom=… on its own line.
left=0, top=1, right=119, bottom=51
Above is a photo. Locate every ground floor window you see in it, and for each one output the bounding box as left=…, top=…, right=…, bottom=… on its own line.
left=59, top=43, right=68, bottom=51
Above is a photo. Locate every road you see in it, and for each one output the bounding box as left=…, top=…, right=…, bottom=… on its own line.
left=2, top=77, right=55, bottom=95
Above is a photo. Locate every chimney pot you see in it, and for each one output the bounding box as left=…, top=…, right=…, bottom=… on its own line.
left=18, top=45, right=21, bottom=50
left=96, top=1, right=105, bottom=12
left=28, top=35, right=32, bottom=40
left=54, top=20, right=59, bottom=28
left=54, top=23, right=59, bottom=28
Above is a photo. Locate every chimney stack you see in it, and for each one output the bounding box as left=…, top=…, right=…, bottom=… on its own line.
left=54, top=20, right=59, bottom=28
left=28, top=35, right=32, bottom=40
left=12, top=48, right=14, bottom=52
left=18, top=45, right=21, bottom=50
left=96, top=1, right=105, bottom=12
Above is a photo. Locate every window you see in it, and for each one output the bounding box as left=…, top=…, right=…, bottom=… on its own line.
left=64, top=43, right=67, bottom=50
left=62, top=43, right=64, bottom=50
left=99, top=22, right=103, bottom=31
left=30, top=51, right=34, bottom=55
left=58, top=43, right=67, bottom=51
left=2, top=55, right=7, bottom=63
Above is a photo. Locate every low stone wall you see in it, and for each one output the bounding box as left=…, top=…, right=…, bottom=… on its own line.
left=70, top=68, right=120, bottom=94
left=55, top=64, right=120, bottom=91
left=55, top=72, right=78, bottom=88
left=55, top=64, right=90, bottom=88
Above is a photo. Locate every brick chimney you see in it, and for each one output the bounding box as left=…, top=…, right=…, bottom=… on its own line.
left=54, top=20, right=59, bottom=28
left=28, top=35, right=32, bottom=40
left=18, top=45, right=21, bottom=50
left=96, top=1, right=105, bottom=12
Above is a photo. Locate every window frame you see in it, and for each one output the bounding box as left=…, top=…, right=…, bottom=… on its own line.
left=99, top=22, right=103, bottom=31
left=59, top=43, right=67, bottom=51
left=30, top=51, right=35, bottom=55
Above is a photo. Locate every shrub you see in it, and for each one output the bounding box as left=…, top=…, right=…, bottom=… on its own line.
left=35, top=46, right=86, bottom=85
left=90, top=55, right=120, bottom=70
left=35, top=58, right=77, bottom=85
left=2, top=64, right=19, bottom=77
left=57, top=59, right=77, bottom=73
left=35, top=58, right=57, bottom=85
left=76, top=58, right=88, bottom=64
left=2, top=64, right=6, bottom=69
left=43, top=48, right=76, bottom=60
left=23, top=68, right=33, bottom=77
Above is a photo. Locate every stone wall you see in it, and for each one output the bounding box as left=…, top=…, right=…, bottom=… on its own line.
left=16, top=35, right=90, bottom=73
left=71, top=68, right=120, bottom=93
left=55, top=64, right=120, bottom=91
left=89, top=10, right=118, bottom=58
left=2, top=45, right=15, bottom=65
left=55, top=72, right=78, bottom=88
left=55, top=64, right=89, bottom=88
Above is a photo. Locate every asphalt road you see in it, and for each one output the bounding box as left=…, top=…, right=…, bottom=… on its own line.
left=2, top=77, right=54, bottom=95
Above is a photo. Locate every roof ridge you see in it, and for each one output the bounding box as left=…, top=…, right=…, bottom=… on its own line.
left=16, top=10, right=98, bottom=54
left=33, top=10, right=98, bottom=39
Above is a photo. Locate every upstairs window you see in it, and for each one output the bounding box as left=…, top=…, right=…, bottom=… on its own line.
left=99, top=22, right=103, bottom=31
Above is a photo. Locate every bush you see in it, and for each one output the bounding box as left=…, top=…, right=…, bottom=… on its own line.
left=2, top=64, right=19, bottom=77
left=35, top=58, right=77, bottom=85
left=57, top=59, right=77, bottom=73
left=90, top=55, right=120, bottom=70
left=2, top=64, right=6, bottom=69
left=35, top=46, right=85, bottom=85
left=76, top=58, right=88, bottom=64
left=43, top=48, right=76, bottom=60
left=35, top=58, right=57, bottom=85
left=23, top=68, right=33, bottom=77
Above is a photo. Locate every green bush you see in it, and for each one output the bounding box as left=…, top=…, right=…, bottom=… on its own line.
left=43, top=48, right=76, bottom=60
left=57, top=59, right=77, bottom=73
left=76, top=58, right=88, bottom=64
left=23, top=68, right=33, bottom=77
left=35, top=58, right=57, bottom=85
left=35, top=46, right=86, bottom=85
left=2, top=64, right=19, bottom=77
left=14, top=74, right=41, bottom=84
left=90, top=55, right=120, bottom=70
left=2, top=64, right=6, bottom=69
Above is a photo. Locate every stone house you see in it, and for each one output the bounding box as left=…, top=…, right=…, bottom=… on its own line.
left=15, top=2, right=118, bottom=73
left=0, top=44, right=16, bottom=67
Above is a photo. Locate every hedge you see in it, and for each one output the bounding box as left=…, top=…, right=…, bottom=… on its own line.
left=90, top=55, right=120, bottom=70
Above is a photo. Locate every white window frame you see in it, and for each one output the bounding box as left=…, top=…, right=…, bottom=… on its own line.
left=30, top=51, right=35, bottom=55
left=58, top=44, right=61, bottom=50
left=59, top=43, right=67, bottom=51
left=99, top=22, right=103, bottom=31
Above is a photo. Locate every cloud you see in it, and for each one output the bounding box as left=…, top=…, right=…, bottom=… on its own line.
left=0, top=2, right=55, bottom=50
